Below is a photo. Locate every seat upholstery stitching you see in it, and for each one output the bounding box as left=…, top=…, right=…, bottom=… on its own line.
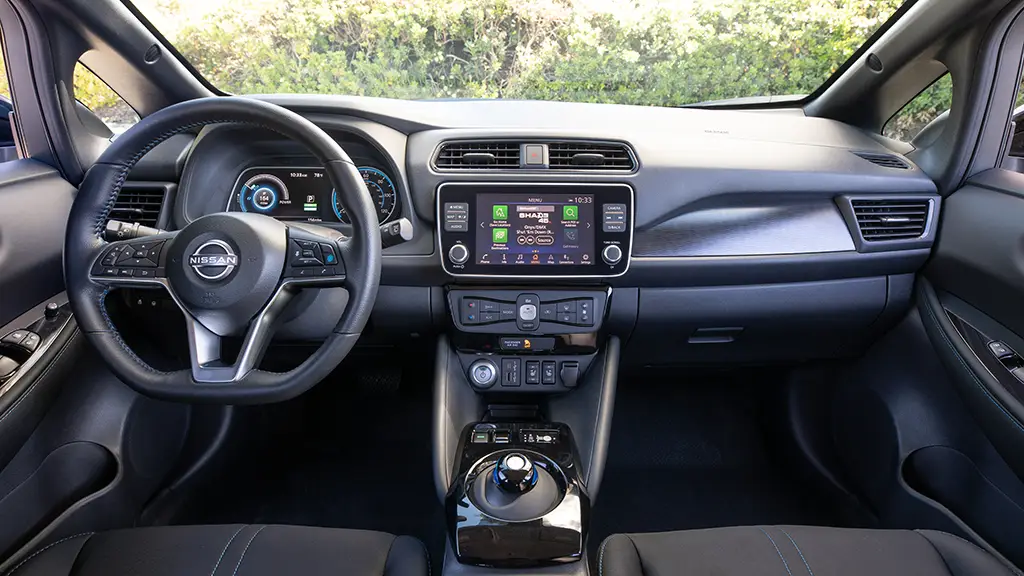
left=210, top=525, right=248, bottom=576
left=418, top=538, right=431, bottom=576
left=597, top=534, right=614, bottom=576
left=230, top=525, right=266, bottom=576
left=921, top=297, right=1024, bottom=433
left=758, top=527, right=793, bottom=576
left=777, top=528, right=814, bottom=576
left=4, top=532, right=94, bottom=576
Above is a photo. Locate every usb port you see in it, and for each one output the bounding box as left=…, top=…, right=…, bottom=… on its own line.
left=493, top=430, right=511, bottom=444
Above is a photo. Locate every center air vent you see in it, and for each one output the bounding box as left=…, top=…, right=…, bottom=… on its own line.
left=107, top=184, right=167, bottom=228
left=433, top=140, right=637, bottom=171
left=851, top=199, right=931, bottom=241
left=435, top=142, right=520, bottom=169
left=549, top=142, right=635, bottom=170
left=853, top=151, right=910, bottom=169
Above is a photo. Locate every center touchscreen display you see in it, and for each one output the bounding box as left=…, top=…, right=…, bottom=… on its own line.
left=475, top=193, right=595, bottom=266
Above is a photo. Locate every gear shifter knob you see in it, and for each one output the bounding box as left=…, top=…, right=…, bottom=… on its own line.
left=493, top=452, right=538, bottom=494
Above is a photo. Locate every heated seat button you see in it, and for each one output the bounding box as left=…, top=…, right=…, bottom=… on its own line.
left=525, top=361, right=540, bottom=384
left=541, top=361, right=556, bottom=385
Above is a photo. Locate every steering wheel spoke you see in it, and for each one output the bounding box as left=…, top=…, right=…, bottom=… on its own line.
left=183, top=284, right=296, bottom=383
left=88, top=233, right=177, bottom=287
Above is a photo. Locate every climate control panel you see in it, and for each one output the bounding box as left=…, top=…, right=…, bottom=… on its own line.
left=448, top=289, right=608, bottom=335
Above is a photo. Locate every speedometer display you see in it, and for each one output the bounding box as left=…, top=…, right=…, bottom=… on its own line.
left=332, top=167, right=398, bottom=224
left=230, top=165, right=399, bottom=225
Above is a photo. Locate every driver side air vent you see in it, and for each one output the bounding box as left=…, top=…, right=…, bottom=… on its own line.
left=853, top=151, right=910, bottom=169
left=435, top=142, right=520, bottom=169
left=851, top=199, right=932, bottom=241
left=108, top=184, right=167, bottom=228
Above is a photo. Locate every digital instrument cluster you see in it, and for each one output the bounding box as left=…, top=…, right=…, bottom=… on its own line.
left=230, top=166, right=399, bottom=225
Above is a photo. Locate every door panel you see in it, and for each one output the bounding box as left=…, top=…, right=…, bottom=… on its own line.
left=0, top=159, right=75, bottom=326
left=0, top=159, right=77, bottom=468
left=922, top=168, right=1024, bottom=478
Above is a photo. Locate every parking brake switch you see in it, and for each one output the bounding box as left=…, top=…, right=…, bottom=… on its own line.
left=560, top=361, right=580, bottom=388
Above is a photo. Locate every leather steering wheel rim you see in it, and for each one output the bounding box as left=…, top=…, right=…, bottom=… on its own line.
left=65, top=97, right=382, bottom=404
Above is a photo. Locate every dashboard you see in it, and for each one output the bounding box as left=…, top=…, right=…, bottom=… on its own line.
left=131, top=96, right=941, bottom=365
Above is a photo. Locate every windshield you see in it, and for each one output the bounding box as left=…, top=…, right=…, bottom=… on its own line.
left=130, top=0, right=903, bottom=106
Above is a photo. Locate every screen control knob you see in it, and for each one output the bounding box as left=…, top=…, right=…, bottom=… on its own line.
left=449, top=244, right=470, bottom=265
left=468, top=359, right=498, bottom=389
left=602, top=244, right=623, bottom=265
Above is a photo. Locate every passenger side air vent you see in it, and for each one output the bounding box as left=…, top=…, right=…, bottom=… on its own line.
left=548, top=142, right=635, bottom=170
left=435, top=142, right=520, bottom=169
left=107, top=184, right=166, bottom=228
left=853, top=151, right=910, bottom=170
left=851, top=199, right=931, bottom=241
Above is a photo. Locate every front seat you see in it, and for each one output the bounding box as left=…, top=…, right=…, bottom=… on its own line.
left=598, top=526, right=1019, bottom=576
left=6, top=525, right=427, bottom=576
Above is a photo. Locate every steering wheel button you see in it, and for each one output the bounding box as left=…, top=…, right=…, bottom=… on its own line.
left=135, top=268, right=155, bottom=278
left=118, top=268, right=134, bottom=277
left=301, top=249, right=315, bottom=259
left=319, top=243, right=338, bottom=264
left=314, top=266, right=336, bottom=277
left=101, top=267, right=118, bottom=276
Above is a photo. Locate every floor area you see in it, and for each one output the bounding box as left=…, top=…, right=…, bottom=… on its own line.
left=173, top=359, right=846, bottom=573
left=171, top=352, right=448, bottom=573
left=587, top=371, right=843, bottom=557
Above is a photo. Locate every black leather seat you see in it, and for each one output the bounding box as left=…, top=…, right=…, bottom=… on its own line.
left=598, top=525, right=1020, bottom=576
left=6, top=525, right=427, bottom=576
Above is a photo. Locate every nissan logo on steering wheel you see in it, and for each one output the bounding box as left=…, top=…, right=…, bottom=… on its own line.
left=188, top=239, right=239, bottom=281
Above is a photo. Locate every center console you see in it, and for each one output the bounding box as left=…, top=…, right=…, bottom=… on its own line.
left=433, top=181, right=632, bottom=573
left=447, top=422, right=588, bottom=567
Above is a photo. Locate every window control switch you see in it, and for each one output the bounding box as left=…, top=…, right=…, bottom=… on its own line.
left=989, top=341, right=1015, bottom=360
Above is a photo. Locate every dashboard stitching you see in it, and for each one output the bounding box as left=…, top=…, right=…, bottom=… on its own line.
left=98, top=287, right=163, bottom=374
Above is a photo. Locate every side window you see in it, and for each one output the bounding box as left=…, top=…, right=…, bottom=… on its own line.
left=0, top=44, right=20, bottom=162
left=882, top=73, right=953, bottom=142
left=73, top=62, right=139, bottom=135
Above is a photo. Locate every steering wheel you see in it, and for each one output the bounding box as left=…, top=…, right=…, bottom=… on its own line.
left=64, top=97, right=382, bottom=404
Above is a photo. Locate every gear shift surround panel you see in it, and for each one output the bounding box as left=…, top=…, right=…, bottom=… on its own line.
left=446, top=422, right=589, bottom=567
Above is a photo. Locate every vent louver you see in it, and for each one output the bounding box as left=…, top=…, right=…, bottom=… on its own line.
left=108, top=185, right=165, bottom=228
left=435, top=142, right=520, bottom=169
left=852, top=199, right=931, bottom=241
left=549, top=142, right=635, bottom=170
left=854, top=151, right=910, bottom=169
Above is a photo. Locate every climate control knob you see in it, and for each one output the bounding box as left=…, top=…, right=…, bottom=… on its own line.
left=449, top=244, right=470, bottom=265
left=602, top=244, right=623, bottom=265
left=468, top=359, right=498, bottom=389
